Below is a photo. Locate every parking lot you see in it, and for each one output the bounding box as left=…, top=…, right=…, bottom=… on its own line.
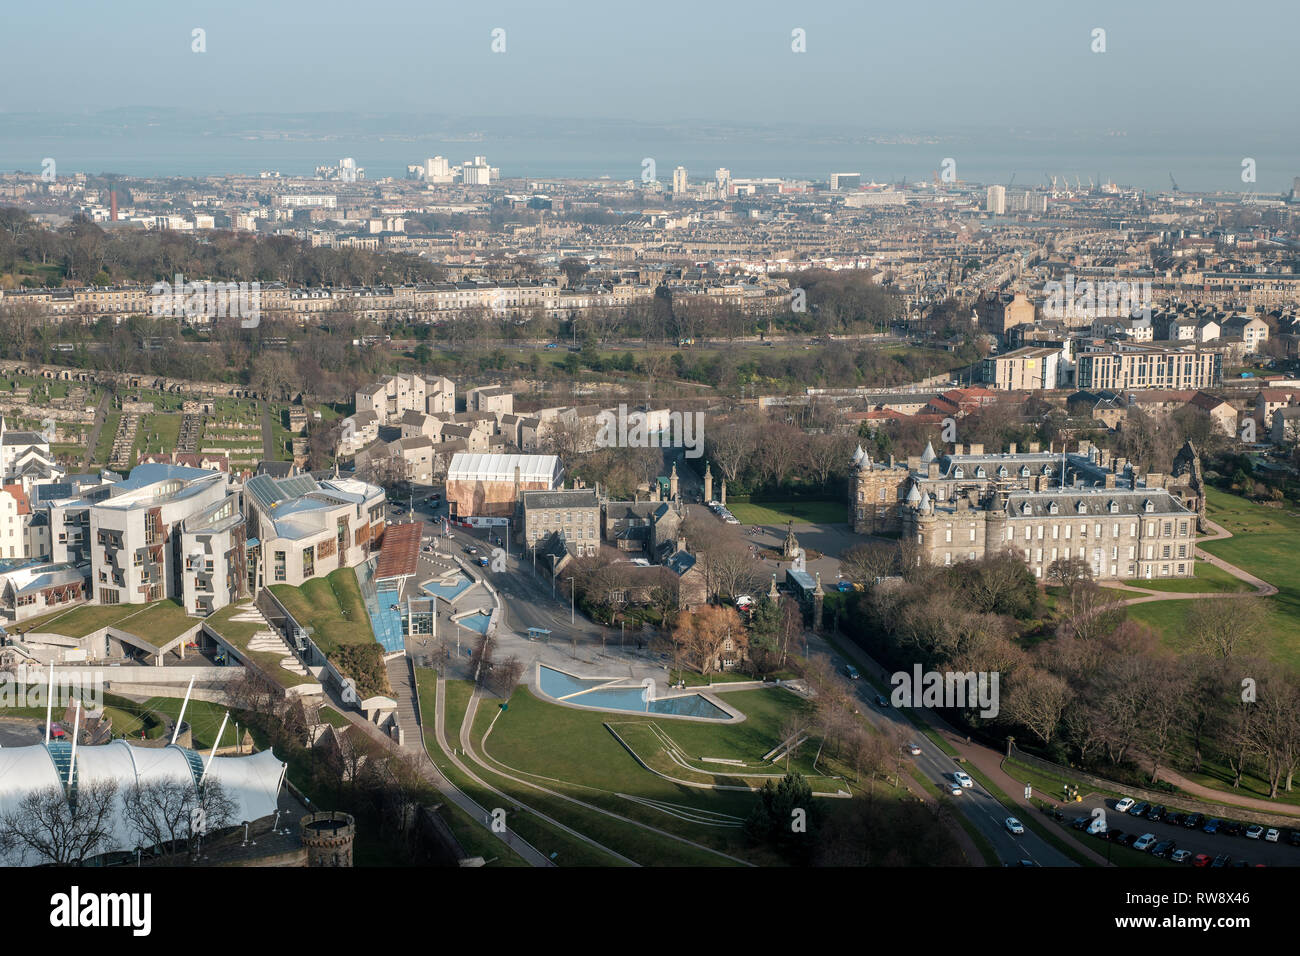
left=1068, top=797, right=1300, bottom=866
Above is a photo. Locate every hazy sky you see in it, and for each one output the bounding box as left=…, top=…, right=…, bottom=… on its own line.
left=2, top=0, right=1295, bottom=132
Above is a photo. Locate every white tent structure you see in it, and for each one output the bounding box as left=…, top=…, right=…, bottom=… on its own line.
left=0, top=741, right=286, bottom=866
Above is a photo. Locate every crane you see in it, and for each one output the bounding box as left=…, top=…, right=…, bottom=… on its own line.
left=1008, top=172, right=1016, bottom=189
left=1169, top=172, right=1179, bottom=193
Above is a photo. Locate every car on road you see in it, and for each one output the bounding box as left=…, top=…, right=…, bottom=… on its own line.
left=1152, top=840, right=1177, bottom=859
left=1203, top=818, right=1221, bottom=834
left=1246, top=824, right=1264, bottom=840
left=465, top=546, right=478, bottom=555
left=1265, top=828, right=1280, bottom=843
left=875, top=693, right=890, bottom=708
left=477, top=556, right=490, bottom=568
left=1005, top=817, right=1024, bottom=835
left=1128, top=801, right=1150, bottom=817
left=1114, top=797, right=1135, bottom=813
left=1192, top=853, right=1211, bottom=867
left=1133, top=833, right=1158, bottom=852
left=952, top=770, right=973, bottom=789
left=948, top=783, right=963, bottom=796
left=843, top=664, right=860, bottom=680
left=907, top=742, right=922, bottom=755
left=1171, top=849, right=1193, bottom=863
left=545, top=342, right=559, bottom=349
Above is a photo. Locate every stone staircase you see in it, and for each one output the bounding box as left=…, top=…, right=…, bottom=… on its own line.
left=227, top=601, right=308, bottom=677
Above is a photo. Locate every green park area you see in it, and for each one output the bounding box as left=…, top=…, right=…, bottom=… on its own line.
left=417, top=668, right=922, bottom=867
left=1126, top=488, right=1300, bottom=669
left=726, top=499, right=845, bottom=526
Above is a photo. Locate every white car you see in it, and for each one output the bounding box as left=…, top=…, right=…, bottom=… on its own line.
left=953, top=771, right=973, bottom=788
left=1246, top=824, right=1264, bottom=840
left=1086, top=817, right=1108, bottom=836
left=1265, top=828, right=1280, bottom=843
left=1114, top=797, right=1135, bottom=814
left=948, top=783, right=963, bottom=796
left=907, top=743, right=922, bottom=755
left=1005, top=817, right=1024, bottom=835
left=1133, top=833, right=1157, bottom=852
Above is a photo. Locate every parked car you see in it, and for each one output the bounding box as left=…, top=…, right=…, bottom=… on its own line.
left=1146, top=805, right=1166, bottom=822
left=1129, top=801, right=1150, bottom=817
left=1192, top=853, right=1212, bottom=867
left=1119, top=833, right=1138, bottom=847
left=1287, top=830, right=1300, bottom=847
left=1171, top=849, right=1193, bottom=863
left=1107, top=829, right=1126, bottom=844
left=1133, top=833, right=1158, bottom=852
left=1114, top=797, right=1136, bottom=813
left=1152, top=840, right=1177, bottom=858
left=1070, top=817, right=1089, bottom=831
left=1183, top=813, right=1204, bottom=829
left=1166, top=812, right=1185, bottom=827
left=1222, top=821, right=1244, bottom=837
left=1210, top=854, right=1231, bottom=868
left=1005, top=817, right=1024, bottom=835
left=836, top=580, right=854, bottom=593
left=1265, top=828, right=1280, bottom=843
left=1246, top=824, right=1264, bottom=840
left=1087, top=818, right=1109, bottom=837
left=1203, top=818, right=1221, bottom=834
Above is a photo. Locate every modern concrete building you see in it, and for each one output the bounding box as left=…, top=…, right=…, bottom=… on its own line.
left=179, top=493, right=247, bottom=616
left=243, top=472, right=386, bottom=589
left=1075, top=343, right=1221, bottom=392
left=355, top=374, right=427, bottom=425
left=87, top=464, right=233, bottom=606
left=981, top=346, right=1060, bottom=390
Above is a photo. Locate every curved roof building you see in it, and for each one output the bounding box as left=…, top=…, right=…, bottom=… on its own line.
left=0, top=741, right=285, bottom=865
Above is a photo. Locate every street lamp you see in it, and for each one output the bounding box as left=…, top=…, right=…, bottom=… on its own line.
left=566, top=576, right=575, bottom=625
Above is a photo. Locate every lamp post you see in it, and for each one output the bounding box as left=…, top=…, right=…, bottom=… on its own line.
left=549, top=554, right=557, bottom=599
left=566, top=577, right=575, bottom=625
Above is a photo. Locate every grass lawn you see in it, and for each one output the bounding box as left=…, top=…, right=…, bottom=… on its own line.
left=270, top=569, right=373, bottom=655
left=1122, top=560, right=1251, bottom=594
left=93, top=411, right=121, bottom=464
left=203, top=601, right=316, bottom=689
left=727, top=500, right=846, bottom=526
left=19, top=598, right=196, bottom=647
left=1125, top=489, right=1300, bottom=668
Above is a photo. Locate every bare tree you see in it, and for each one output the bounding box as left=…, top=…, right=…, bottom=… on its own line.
left=1002, top=667, right=1072, bottom=747
left=839, top=541, right=897, bottom=585
left=1188, top=598, right=1265, bottom=659
left=0, top=779, right=120, bottom=865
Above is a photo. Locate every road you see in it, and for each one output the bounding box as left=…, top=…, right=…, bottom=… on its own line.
left=823, top=647, right=1078, bottom=867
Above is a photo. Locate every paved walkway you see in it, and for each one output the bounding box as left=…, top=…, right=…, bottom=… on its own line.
left=1103, top=517, right=1277, bottom=606
left=82, top=390, right=111, bottom=469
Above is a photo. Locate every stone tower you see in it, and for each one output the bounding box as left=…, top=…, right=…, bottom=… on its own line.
left=669, top=462, right=679, bottom=500
left=812, top=572, right=824, bottom=631
left=300, top=811, right=356, bottom=867
left=703, top=462, right=713, bottom=503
